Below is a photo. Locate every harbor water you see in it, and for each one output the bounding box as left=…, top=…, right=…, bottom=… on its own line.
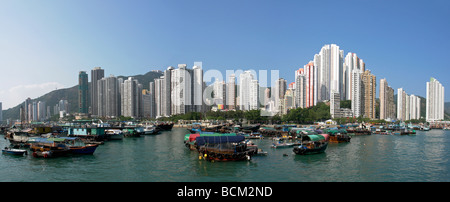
left=1, top=128, right=449, bottom=182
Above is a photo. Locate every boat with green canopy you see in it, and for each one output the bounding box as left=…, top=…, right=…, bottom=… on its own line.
left=293, top=134, right=328, bottom=155
left=322, top=129, right=351, bottom=143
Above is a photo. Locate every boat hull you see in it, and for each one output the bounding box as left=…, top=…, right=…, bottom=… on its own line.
left=156, top=123, right=174, bottom=131
left=32, top=149, right=70, bottom=158
left=329, top=135, right=351, bottom=143
left=108, top=134, right=123, bottom=140
left=199, top=147, right=258, bottom=162
left=2, top=149, right=28, bottom=156
left=202, top=152, right=253, bottom=162
left=69, top=145, right=98, bottom=155
left=293, top=142, right=328, bottom=155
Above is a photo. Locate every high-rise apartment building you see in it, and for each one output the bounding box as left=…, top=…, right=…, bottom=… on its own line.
left=295, top=71, right=306, bottom=109
left=226, top=74, right=236, bottom=110
left=148, top=81, right=156, bottom=118
left=239, top=71, right=259, bottom=110
left=426, top=77, right=445, bottom=121
left=101, top=75, right=120, bottom=118
left=91, top=67, right=104, bottom=116
left=171, top=64, right=193, bottom=115
left=351, top=70, right=362, bottom=118
left=163, top=67, right=173, bottom=116
left=274, top=78, right=287, bottom=113
left=213, top=78, right=226, bottom=105
left=24, top=97, right=32, bottom=122
left=316, top=44, right=344, bottom=101
left=142, top=90, right=152, bottom=118
left=192, top=64, right=204, bottom=112
left=344, top=53, right=365, bottom=100
left=304, top=62, right=317, bottom=108
left=380, top=78, right=396, bottom=120
left=121, top=77, right=142, bottom=118
left=275, top=78, right=287, bottom=100
left=330, top=91, right=340, bottom=119
left=154, top=77, right=163, bottom=118
left=154, top=67, right=173, bottom=118
left=397, top=88, right=407, bottom=121
left=78, top=71, right=89, bottom=114
left=37, top=101, right=46, bottom=121
left=361, top=70, right=376, bottom=119
left=410, top=94, right=421, bottom=120
left=32, top=101, right=38, bottom=121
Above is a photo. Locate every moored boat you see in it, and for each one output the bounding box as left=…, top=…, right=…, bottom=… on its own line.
left=293, top=134, right=328, bottom=155
left=69, top=144, right=98, bottom=154
left=32, top=146, right=71, bottom=158
left=185, top=133, right=237, bottom=150
left=142, top=125, right=159, bottom=135
left=105, top=129, right=124, bottom=140
left=293, top=141, right=328, bottom=155
left=156, top=122, right=174, bottom=131
left=2, top=147, right=28, bottom=156
left=195, top=135, right=257, bottom=162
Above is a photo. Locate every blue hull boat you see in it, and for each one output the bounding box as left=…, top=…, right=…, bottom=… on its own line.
left=293, top=142, right=328, bottom=155
left=2, top=148, right=28, bottom=156
left=69, top=145, right=98, bottom=154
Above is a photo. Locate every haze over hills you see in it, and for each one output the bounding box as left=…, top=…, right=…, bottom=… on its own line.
left=1, top=70, right=163, bottom=121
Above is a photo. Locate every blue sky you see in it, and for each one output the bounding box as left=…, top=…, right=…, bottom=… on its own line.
left=0, top=0, right=449, bottom=109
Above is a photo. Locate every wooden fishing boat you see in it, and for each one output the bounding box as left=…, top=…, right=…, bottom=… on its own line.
left=293, top=134, right=328, bottom=155
left=29, top=138, right=71, bottom=158
left=69, top=144, right=98, bottom=155
left=2, top=147, right=28, bottom=156
left=32, top=147, right=70, bottom=158
left=293, top=141, right=328, bottom=155
left=196, top=135, right=258, bottom=162
left=185, top=133, right=237, bottom=150
left=329, top=134, right=351, bottom=143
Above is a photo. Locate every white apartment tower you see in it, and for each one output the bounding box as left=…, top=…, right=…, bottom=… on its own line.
left=426, top=77, right=445, bottom=121
left=316, top=44, right=344, bottom=101
left=213, top=78, right=226, bottom=105
left=226, top=74, right=236, bottom=110
left=295, top=72, right=306, bottom=108
left=397, top=88, right=407, bottom=121
left=121, top=77, right=141, bottom=118
left=344, top=53, right=365, bottom=100
left=410, top=95, right=421, bottom=120
left=351, top=70, right=362, bottom=118
left=193, top=64, right=204, bottom=112
left=239, top=71, right=259, bottom=110
left=171, top=64, right=192, bottom=115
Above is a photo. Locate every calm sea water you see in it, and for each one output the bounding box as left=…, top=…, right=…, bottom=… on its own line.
left=1, top=128, right=449, bottom=182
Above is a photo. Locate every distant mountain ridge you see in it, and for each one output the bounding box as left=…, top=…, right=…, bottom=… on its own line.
left=2, top=70, right=163, bottom=121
